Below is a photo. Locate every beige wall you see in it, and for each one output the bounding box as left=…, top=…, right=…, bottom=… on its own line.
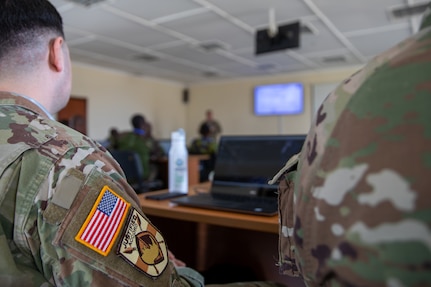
left=70, top=63, right=360, bottom=144
left=71, top=65, right=186, bottom=141
left=185, top=67, right=359, bottom=141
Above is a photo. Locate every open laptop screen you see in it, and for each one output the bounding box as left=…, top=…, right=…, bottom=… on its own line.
left=212, top=134, right=306, bottom=197
left=158, top=139, right=171, bottom=155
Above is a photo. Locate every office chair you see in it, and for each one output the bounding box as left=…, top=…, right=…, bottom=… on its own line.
left=110, top=150, right=163, bottom=193
left=199, top=154, right=216, bottom=182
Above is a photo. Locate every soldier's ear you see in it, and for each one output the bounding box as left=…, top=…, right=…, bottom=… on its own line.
left=49, top=37, right=66, bottom=72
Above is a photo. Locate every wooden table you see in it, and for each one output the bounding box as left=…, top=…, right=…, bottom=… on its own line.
left=139, top=183, right=304, bottom=286
left=139, top=182, right=278, bottom=233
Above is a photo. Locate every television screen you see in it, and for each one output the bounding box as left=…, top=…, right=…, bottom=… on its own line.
left=254, top=83, right=304, bottom=116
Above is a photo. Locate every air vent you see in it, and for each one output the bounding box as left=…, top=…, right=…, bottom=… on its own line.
left=198, top=42, right=225, bottom=52
left=133, top=53, right=159, bottom=62
left=322, top=55, right=346, bottom=63
left=66, top=0, right=106, bottom=7
left=390, top=2, right=429, bottom=19
left=257, top=63, right=275, bottom=70
left=202, top=71, right=218, bottom=77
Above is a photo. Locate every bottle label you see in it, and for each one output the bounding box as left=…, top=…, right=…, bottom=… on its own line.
left=169, top=153, right=188, bottom=192
left=174, top=158, right=187, bottom=188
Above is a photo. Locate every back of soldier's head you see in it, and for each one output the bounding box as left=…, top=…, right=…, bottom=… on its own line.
left=0, top=0, right=64, bottom=62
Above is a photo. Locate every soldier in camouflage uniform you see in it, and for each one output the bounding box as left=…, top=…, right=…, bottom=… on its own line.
left=270, top=3, right=431, bottom=287
left=0, top=1, right=203, bottom=286
left=117, top=115, right=153, bottom=181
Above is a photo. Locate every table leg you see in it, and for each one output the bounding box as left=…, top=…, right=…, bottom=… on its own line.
left=196, top=222, right=209, bottom=271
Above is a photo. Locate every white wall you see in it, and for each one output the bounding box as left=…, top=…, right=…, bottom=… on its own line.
left=185, top=66, right=360, bottom=141
left=70, top=63, right=360, bottom=143
left=71, top=65, right=186, bottom=141
left=312, top=82, right=339, bottom=117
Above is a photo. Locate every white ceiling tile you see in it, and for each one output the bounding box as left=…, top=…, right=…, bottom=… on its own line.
left=207, top=0, right=312, bottom=28
left=233, top=47, right=304, bottom=68
left=160, top=11, right=253, bottom=50
left=70, top=52, right=145, bottom=74
left=314, top=0, right=407, bottom=32
left=158, top=44, right=235, bottom=66
left=70, top=39, right=143, bottom=60
left=299, top=20, right=347, bottom=54
left=144, top=59, right=212, bottom=76
left=215, top=60, right=308, bottom=77
left=61, top=6, right=177, bottom=47
left=63, top=27, right=91, bottom=42
left=108, top=0, right=203, bottom=21
left=348, top=26, right=411, bottom=58
left=50, top=0, right=427, bottom=84
left=305, top=51, right=362, bottom=68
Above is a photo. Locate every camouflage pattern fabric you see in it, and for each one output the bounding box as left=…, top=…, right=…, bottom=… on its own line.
left=200, top=120, right=222, bottom=140
left=206, top=281, right=287, bottom=287
left=189, top=138, right=217, bottom=155
left=271, top=5, right=431, bottom=287
left=117, top=132, right=152, bottom=180
left=0, top=92, right=203, bottom=287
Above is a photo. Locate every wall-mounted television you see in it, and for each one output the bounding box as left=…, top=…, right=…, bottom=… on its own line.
left=254, top=82, right=304, bottom=116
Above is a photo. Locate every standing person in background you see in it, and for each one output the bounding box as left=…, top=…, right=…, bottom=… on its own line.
left=189, top=123, right=217, bottom=156
left=270, top=3, right=431, bottom=286
left=189, top=123, right=218, bottom=182
left=0, top=1, right=202, bottom=286
left=200, top=109, right=222, bottom=140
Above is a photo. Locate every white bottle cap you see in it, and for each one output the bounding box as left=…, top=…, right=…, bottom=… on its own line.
left=171, top=129, right=185, bottom=142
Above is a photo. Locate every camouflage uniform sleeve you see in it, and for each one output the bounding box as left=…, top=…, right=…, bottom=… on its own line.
left=0, top=95, right=203, bottom=287
left=268, top=154, right=302, bottom=278
left=43, top=147, right=204, bottom=287
left=117, top=133, right=151, bottom=180
left=292, top=19, right=431, bottom=287
left=33, top=144, right=202, bottom=286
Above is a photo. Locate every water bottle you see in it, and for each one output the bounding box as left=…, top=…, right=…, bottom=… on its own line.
left=168, top=128, right=188, bottom=193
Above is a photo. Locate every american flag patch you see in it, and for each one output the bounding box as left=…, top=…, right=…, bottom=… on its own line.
left=75, top=186, right=130, bottom=256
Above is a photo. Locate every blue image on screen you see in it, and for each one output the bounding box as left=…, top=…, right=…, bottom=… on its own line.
left=254, top=83, right=303, bottom=116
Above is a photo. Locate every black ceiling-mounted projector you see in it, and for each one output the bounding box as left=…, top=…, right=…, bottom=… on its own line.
left=255, top=21, right=300, bottom=55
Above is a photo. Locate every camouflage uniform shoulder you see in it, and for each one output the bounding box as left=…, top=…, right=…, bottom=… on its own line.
left=290, top=8, right=431, bottom=287
left=0, top=94, right=201, bottom=287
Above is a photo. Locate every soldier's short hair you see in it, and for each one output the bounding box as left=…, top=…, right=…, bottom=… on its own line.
left=0, top=0, right=64, bottom=60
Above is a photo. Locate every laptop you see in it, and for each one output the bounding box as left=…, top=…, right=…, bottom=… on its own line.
left=158, top=139, right=171, bottom=155
left=171, top=134, right=306, bottom=216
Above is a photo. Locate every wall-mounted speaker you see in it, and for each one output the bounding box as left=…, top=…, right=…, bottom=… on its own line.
left=183, top=89, right=189, bottom=103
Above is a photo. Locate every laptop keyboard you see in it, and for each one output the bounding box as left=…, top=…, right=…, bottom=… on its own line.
left=213, top=193, right=276, bottom=206
left=172, top=193, right=278, bottom=216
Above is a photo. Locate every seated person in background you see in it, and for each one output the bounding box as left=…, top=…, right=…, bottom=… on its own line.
left=269, top=4, right=431, bottom=287
left=144, top=121, right=167, bottom=160
left=189, top=122, right=217, bottom=155
left=106, top=127, right=120, bottom=150
left=143, top=121, right=166, bottom=184
left=189, top=123, right=217, bottom=182
left=199, top=109, right=222, bottom=140
left=117, top=114, right=153, bottom=180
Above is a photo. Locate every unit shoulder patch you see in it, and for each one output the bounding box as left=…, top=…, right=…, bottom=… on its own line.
left=117, top=208, right=168, bottom=278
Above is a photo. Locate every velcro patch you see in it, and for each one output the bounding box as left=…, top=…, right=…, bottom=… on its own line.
left=75, top=185, right=130, bottom=256
left=117, top=208, right=168, bottom=278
